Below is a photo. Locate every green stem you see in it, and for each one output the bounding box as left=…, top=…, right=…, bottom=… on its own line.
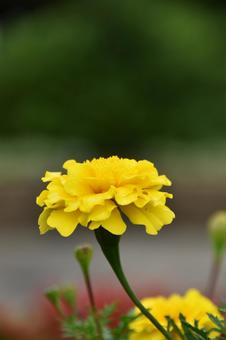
left=206, top=256, right=222, bottom=299
left=83, top=271, right=103, bottom=340
left=95, top=228, right=172, bottom=340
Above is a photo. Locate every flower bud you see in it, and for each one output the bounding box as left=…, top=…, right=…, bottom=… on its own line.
left=74, top=244, right=93, bottom=275
left=208, top=211, right=226, bottom=259
left=61, top=285, right=76, bottom=309
left=45, top=285, right=61, bottom=311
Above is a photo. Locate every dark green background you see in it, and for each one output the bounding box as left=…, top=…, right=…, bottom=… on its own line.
left=1, top=0, right=226, bottom=153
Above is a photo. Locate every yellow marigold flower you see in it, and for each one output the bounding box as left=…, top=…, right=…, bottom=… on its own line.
left=36, top=156, right=175, bottom=237
left=129, top=289, right=223, bottom=340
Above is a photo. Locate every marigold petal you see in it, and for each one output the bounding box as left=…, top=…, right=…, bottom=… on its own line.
left=46, top=192, right=64, bottom=208
left=63, top=159, right=77, bottom=170
left=79, top=213, right=89, bottom=227
left=36, top=190, right=48, bottom=207
left=149, top=205, right=175, bottom=231
left=149, top=175, right=171, bottom=187
left=115, top=185, right=139, bottom=205
left=101, top=209, right=127, bottom=235
left=88, top=201, right=116, bottom=222
left=64, top=199, right=80, bottom=212
left=89, top=209, right=126, bottom=235
left=64, top=160, right=92, bottom=179
left=80, top=188, right=114, bottom=212
left=135, top=190, right=172, bottom=208
left=47, top=180, right=71, bottom=201
left=121, top=204, right=158, bottom=234
left=88, top=221, right=101, bottom=230
left=47, top=209, right=80, bottom=237
left=38, top=208, right=52, bottom=234
left=42, top=171, right=61, bottom=182
left=121, top=204, right=175, bottom=234
left=64, top=178, right=92, bottom=196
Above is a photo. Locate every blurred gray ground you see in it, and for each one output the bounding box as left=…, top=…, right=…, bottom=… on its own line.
left=0, top=138, right=226, bottom=315
left=0, top=224, right=225, bottom=316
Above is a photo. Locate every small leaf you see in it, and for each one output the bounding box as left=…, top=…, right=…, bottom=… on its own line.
left=219, top=302, right=226, bottom=313
left=100, top=303, right=116, bottom=326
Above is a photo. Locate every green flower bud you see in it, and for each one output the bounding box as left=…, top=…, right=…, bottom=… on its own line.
left=74, top=244, right=93, bottom=275
left=61, top=285, right=77, bottom=309
left=208, top=211, right=226, bottom=259
left=45, top=285, right=61, bottom=312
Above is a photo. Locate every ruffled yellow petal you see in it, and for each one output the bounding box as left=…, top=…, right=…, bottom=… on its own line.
left=63, top=159, right=92, bottom=179
left=121, top=203, right=175, bottom=235
left=88, top=221, right=101, bottom=230
left=79, top=213, right=89, bottom=227
left=149, top=205, right=175, bottom=232
left=89, top=209, right=126, bottom=235
left=38, top=208, right=52, bottom=234
left=148, top=175, right=171, bottom=187
left=47, top=209, right=80, bottom=237
left=88, top=201, right=116, bottom=222
left=64, top=199, right=80, bottom=212
left=101, top=209, right=127, bottom=235
left=80, top=187, right=115, bottom=213
left=115, top=185, right=139, bottom=205
left=121, top=204, right=157, bottom=234
left=41, top=171, right=61, bottom=182
left=63, top=159, right=77, bottom=170
left=36, top=190, right=48, bottom=207
left=64, top=178, right=92, bottom=196
left=46, top=179, right=72, bottom=205
left=135, top=190, right=172, bottom=208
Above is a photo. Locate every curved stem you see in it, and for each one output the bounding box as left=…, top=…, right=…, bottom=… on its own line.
left=95, top=228, right=172, bottom=340
left=206, top=256, right=222, bottom=299
left=83, top=270, right=103, bottom=340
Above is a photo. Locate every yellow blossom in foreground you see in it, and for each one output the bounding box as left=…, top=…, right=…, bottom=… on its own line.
left=36, top=156, right=175, bottom=237
left=129, top=289, right=222, bottom=340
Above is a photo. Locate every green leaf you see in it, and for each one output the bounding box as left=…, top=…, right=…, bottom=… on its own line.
left=100, top=304, right=116, bottom=326
left=219, top=302, right=226, bottom=313
left=179, top=314, right=210, bottom=340
left=166, top=316, right=185, bottom=339
left=112, top=311, right=141, bottom=340
left=63, top=316, right=85, bottom=339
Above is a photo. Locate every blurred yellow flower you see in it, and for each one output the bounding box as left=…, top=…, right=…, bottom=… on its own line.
left=129, top=289, right=222, bottom=340
left=36, top=156, right=174, bottom=237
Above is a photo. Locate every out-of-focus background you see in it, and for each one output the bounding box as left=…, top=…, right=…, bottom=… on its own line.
left=0, top=0, right=226, bottom=337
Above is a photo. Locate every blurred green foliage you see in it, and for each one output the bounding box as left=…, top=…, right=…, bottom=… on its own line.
left=1, top=0, right=226, bottom=151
